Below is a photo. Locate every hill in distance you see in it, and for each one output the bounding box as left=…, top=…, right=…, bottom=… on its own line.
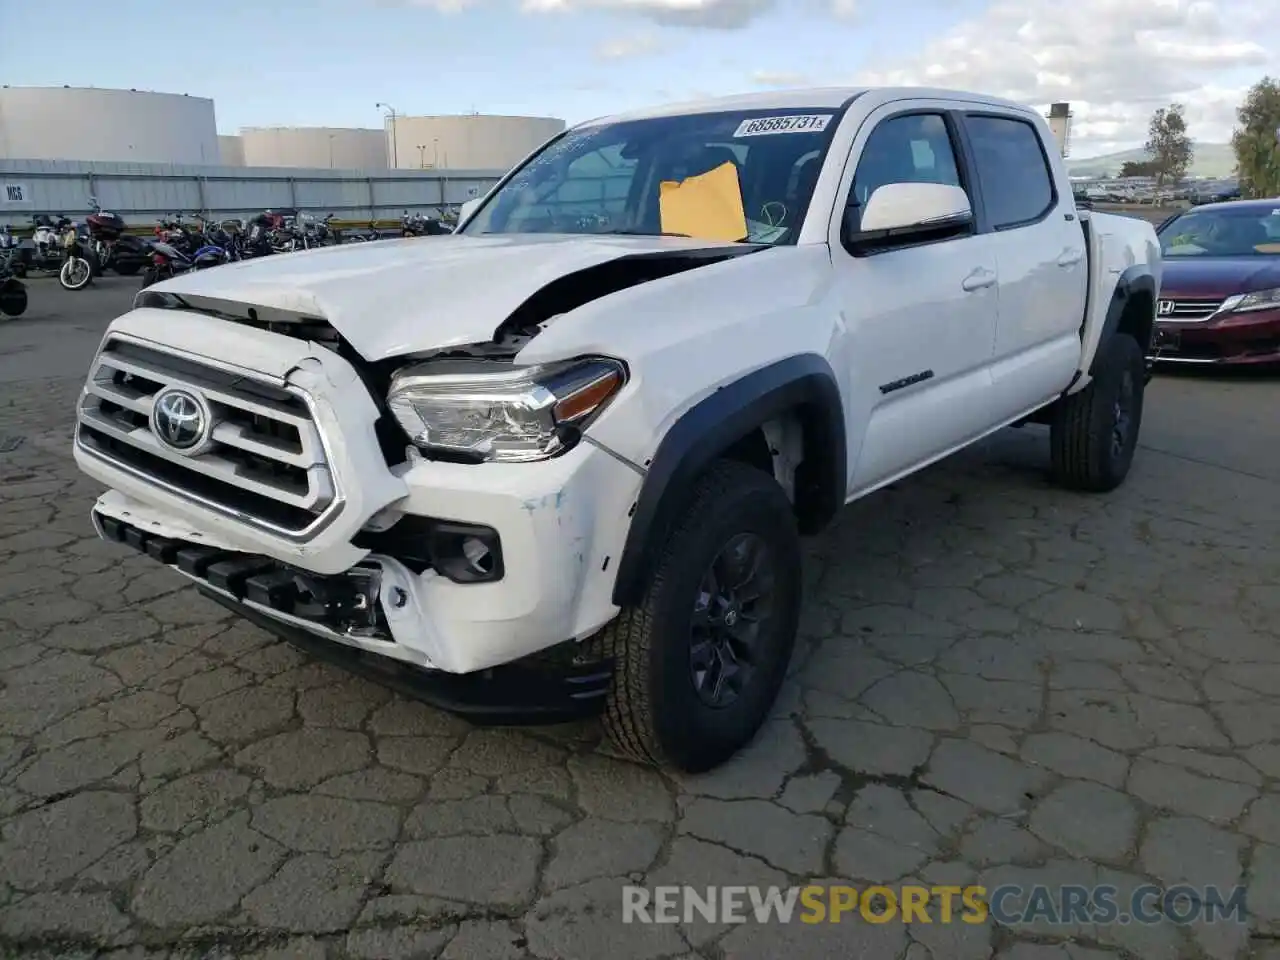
left=1066, top=142, right=1235, bottom=179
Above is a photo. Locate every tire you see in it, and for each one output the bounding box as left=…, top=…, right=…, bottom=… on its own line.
left=140, top=266, right=160, bottom=289
left=113, top=261, right=141, bottom=277
left=0, top=278, right=27, bottom=318
left=1050, top=333, right=1145, bottom=492
left=58, top=256, right=93, bottom=291
left=599, top=459, right=803, bottom=772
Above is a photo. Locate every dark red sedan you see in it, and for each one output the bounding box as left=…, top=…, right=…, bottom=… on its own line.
left=1150, top=199, right=1280, bottom=366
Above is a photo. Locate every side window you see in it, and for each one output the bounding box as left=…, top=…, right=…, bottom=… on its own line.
left=965, top=115, right=1055, bottom=228
left=850, top=113, right=962, bottom=208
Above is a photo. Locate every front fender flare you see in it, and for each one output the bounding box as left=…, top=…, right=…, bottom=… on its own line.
left=610, top=354, right=846, bottom=609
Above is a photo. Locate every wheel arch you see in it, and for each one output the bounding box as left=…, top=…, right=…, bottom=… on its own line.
left=610, top=353, right=847, bottom=609
left=1091, top=265, right=1157, bottom=376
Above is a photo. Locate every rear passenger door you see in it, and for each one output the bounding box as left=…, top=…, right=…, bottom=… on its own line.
left=958, top=112, right=1087, bottom=420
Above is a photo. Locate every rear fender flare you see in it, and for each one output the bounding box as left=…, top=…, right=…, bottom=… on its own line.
left=1092, top=265, right=1158, bottom=372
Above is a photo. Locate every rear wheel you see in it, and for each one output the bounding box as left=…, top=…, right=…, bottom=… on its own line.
left=113, top=261, right=141, bottom=276
left=599, top=459, right=802, bottom=772
left=1050, top=333, right=1145, bottom=492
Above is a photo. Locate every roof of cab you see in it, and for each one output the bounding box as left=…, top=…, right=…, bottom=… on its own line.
left=575, top=86, right=1039, bottom=127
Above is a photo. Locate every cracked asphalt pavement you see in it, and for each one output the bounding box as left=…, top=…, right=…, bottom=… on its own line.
left=1, top=274, right=1279, bottom=960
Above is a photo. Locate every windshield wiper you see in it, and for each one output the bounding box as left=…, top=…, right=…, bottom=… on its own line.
left=596, top=228, right=693, bottom=238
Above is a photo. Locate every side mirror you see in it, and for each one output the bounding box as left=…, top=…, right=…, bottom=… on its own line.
left=458, top=197, right=481, bottom=224
left=843, top=182, right=973, bottom=252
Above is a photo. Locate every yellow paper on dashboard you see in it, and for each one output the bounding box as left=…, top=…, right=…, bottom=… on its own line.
left=659, top=162, right=748, bottom=242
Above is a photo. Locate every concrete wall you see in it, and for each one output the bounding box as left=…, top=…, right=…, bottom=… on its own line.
left=0, top=158, right=503, bottom=226
left=387, top=115, right=565, bottom=171
left=0, top=87, right=220, bottom=165
left=239, top=127, right=386, bottom=170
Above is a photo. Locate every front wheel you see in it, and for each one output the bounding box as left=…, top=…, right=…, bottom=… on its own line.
left=1050, top=332, right=1146, bottom=492
left=599, top=459, right=802, bottom=772
left=139, top=266, right=163, bottom=289
left=58, top=256, right=93, bottom=290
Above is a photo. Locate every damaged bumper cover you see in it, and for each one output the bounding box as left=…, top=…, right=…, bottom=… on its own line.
left=75, top=306, right=645, bottom=702
left=93, top=510, right=613, bottom=723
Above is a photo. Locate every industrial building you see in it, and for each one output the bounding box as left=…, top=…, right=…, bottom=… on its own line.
left=0, top=85, right=564, bottom=174
left=385, top=114, right=565, bottom=170
left=0, top=86, right=221, bottom=164
left=231, top=126, right=387, bottom=169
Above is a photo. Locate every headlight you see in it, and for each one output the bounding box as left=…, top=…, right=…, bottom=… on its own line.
left=1223, top=287, right=1280, bottom=313
left=387, top=357, right=626, bottom=463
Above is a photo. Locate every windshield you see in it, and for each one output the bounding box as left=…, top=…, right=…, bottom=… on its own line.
left=1158, top=207, right=1280, bottom=257
left=459, top=108, right=846, bottom=245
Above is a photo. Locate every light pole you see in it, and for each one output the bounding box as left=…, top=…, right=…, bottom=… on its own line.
left=328, top=134, right=335, bottom=168
left=377, top=102, right=398, bottom=168
left=417, top=144, right=427, bottom=168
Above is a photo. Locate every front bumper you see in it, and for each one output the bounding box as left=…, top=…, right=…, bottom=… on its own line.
left=1149, top=307, right=1280, bottom=366
left=74, top=308, right=645, bottom=677
left=94, top=512, right=613, bottom=723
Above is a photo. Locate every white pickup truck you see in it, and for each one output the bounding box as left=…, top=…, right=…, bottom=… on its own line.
left=73, top=87, right=1161, bottom=772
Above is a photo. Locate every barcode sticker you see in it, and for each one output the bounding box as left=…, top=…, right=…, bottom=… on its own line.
left=733, top=114, right=833, bottom=138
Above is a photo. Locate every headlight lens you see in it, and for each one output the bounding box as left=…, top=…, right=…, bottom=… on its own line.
left=1223, top=287, right=1280, bottom=313
left=387, top=357, right=626, bottom=463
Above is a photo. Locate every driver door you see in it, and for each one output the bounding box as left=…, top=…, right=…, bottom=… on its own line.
left=828, top=104, right=1001, bottom=495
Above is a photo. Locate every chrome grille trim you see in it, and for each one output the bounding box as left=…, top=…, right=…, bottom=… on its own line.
left=1156, top=298, right=1225, bottom=322
left=75, top=333, right=345, bottom=541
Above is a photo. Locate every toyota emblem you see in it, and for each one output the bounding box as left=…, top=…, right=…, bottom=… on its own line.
left=151, top=388, right=210, bottom=452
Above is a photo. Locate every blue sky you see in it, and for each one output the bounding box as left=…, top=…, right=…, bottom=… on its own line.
left=1, top=0, right=979, bottom=130
left=3, top=0, right=1276, bottom=156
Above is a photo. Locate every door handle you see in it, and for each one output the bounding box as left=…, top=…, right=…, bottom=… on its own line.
left=961, top=268, right=996, bottom=292
left=1057, top=249, right=1083, bottom=267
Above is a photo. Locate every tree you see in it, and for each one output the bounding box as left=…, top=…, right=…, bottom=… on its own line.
left=1231, top=77, right=1280, bottom=199
left=1145, top=104, right=1194, bottom=186
left=1119, top=159, right=1160, bottom=178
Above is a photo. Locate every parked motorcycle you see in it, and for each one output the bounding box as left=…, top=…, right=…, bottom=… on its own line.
left=0, top=232, right=27, bottom=318
left=140, top=235, right=230, bottom=289
left=58, top=221, right=98, bottom=291
left=400, top=210, right=449, bottom=236
left=16, top=214, right=73, bottom=274
left=85, top=197, right=149, bottom=276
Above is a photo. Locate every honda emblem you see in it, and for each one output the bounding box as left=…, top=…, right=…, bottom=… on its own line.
left=1157, top=300, right=1175, bottom=316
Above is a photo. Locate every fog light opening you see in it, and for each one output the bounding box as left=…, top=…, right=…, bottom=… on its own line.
left=462, top=536, right=494, bottom=576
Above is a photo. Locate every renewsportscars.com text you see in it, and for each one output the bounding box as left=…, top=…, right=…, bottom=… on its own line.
left=622, top=884, right=1248, bottom=926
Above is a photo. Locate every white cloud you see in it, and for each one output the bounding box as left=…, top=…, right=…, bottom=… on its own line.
left=594, top=33, right=662, bottom=58
left=853, top=0, right=1278, bottom=156
left=521, top=0, right=772, bottom=27
left=750, top=70, right=810, bottom=87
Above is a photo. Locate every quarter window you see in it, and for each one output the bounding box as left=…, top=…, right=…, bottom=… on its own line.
left=965, top=115, right=1055, bottom=228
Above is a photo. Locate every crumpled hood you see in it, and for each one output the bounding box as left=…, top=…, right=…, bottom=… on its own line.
left=147, top=232, right=749, bottom=361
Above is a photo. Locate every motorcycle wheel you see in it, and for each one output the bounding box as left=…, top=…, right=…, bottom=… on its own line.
left=59, top=256, right=94, bottom=291
left=0, top=278, right=28, bottom=318
left=113, top=261, right=142, bottom=276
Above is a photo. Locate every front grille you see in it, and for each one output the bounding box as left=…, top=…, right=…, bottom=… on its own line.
left=76, top=337, right=338, bottom=537
left=1157, top=298, right=1224, bottom=322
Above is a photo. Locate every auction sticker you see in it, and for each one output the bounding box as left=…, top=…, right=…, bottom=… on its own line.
left=733, top=114, right=832, bottom=137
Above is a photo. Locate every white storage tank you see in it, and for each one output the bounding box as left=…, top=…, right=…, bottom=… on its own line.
left=219, top=135, right=245, bottom=166
left=238, top=127, right=387, bottom=169
left=386, top=115, right=566, bottom=171
left=0, top=86, right=220, bottom=164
